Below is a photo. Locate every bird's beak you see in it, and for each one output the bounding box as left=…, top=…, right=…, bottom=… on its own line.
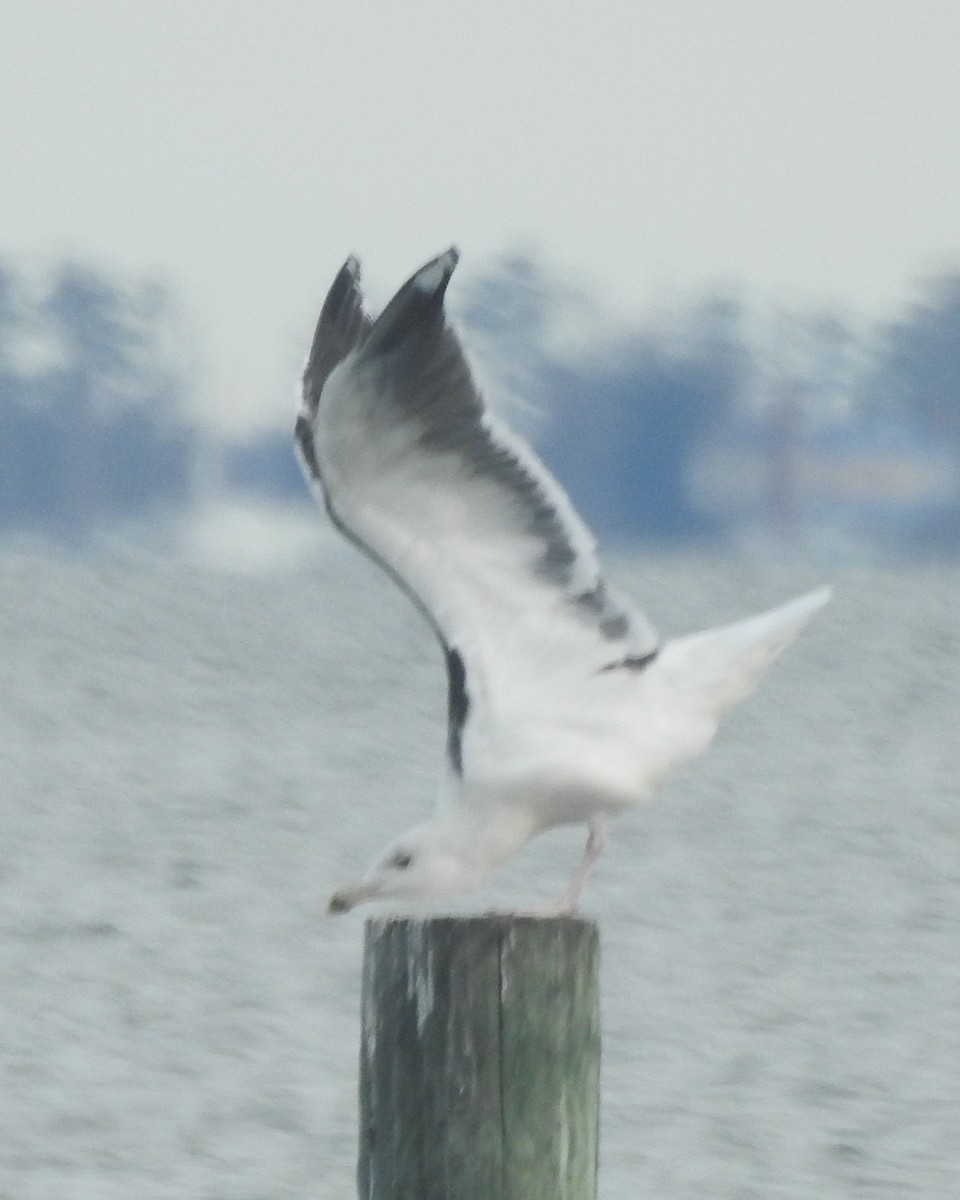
left=327, top=882, right=375, bottom=915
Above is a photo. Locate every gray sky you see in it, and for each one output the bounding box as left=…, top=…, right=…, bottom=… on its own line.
left=5, top=1, right=960, bottom=434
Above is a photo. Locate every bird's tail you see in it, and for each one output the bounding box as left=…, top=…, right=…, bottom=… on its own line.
left=658, top=586, right=831, bottom=715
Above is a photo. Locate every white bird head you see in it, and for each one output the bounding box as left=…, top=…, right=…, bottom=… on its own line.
left=327, top=820, right=485, bottom=914
left=327, top=805, right=538, bottom=914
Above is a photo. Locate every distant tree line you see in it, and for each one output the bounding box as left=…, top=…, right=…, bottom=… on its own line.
left=0, top=261, right=191, bottom=541
left=460, top=257, right=751, bottom=540
left=1, top=252, right=959, bottom=551
left=459, top=254, right=960, bottom=550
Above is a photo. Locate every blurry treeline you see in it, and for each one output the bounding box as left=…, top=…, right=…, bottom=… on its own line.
left=462, top=256, right=960, bottom=554
left=0, top=262, right=192, bottom=541
left=1, top=253, right=959, bottom=554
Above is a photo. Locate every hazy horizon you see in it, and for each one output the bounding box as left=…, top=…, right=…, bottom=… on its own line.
left=6, top=1, right=960, bottom=433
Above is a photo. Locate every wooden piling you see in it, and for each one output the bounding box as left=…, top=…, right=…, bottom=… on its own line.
left=358, top=915, right=600, bottom=1200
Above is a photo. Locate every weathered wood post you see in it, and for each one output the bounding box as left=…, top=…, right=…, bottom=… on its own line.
left=358, top=915, right=600, bottom=1200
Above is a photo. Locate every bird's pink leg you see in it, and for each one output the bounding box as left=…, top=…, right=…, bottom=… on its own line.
left=552, top=815, right=609, bottom=914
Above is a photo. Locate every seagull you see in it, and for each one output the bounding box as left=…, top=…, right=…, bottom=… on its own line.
left=295, top=248, right=830, bottom=914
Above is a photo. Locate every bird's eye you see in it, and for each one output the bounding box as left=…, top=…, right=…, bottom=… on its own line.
left=390, top=851, right=413, bottom=870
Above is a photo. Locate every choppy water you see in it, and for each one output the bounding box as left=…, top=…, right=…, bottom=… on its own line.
left=1, top=546, right=958, bottom=1198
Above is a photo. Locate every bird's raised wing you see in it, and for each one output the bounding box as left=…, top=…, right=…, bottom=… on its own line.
left=295, top=249, right=658, bottom=771
left=300, top=255, right=373, bottom=408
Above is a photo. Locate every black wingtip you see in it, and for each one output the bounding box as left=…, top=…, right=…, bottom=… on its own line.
left=411, top=247, right=459, bottom=296
left=334, top=254, right=362, bottom=297
left=361, top=247, right=461, bottom=359
left=325, top=253, right=364, bottom=318
left=301, top=253, right=371, bottom=414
